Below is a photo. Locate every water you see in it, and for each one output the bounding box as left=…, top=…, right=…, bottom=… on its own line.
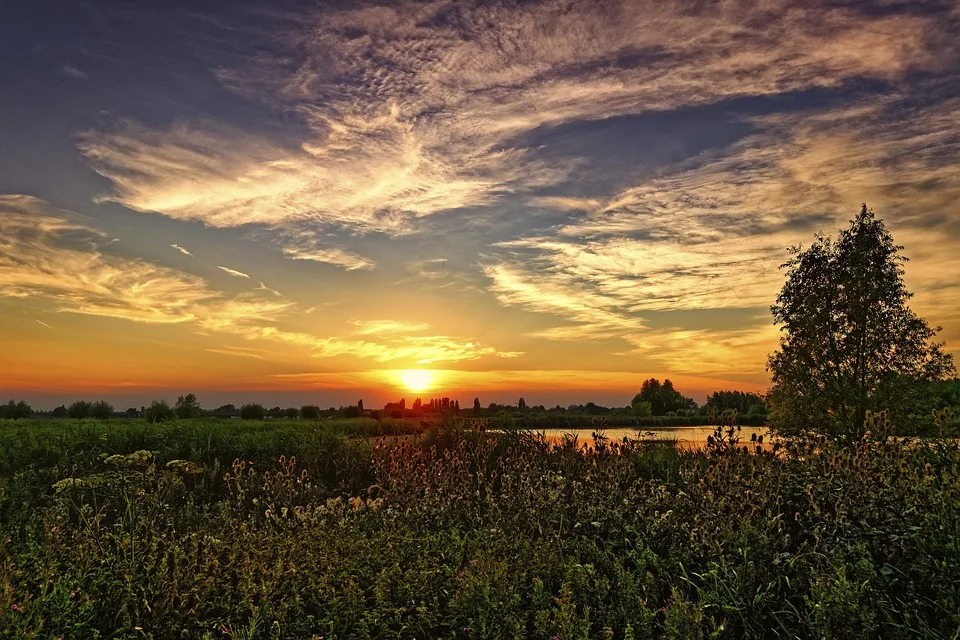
left=529, top=425, right=770, bottom=450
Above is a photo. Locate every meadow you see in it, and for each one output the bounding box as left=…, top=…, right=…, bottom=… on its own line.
left=1, top=414, right=959, bottom=639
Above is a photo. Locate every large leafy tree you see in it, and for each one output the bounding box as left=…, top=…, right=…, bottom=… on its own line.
left=174, top=393, right=202, bottom=419
left=632, top=378, right=696, bottom=416
left=768, top=204, right=954, bottom=438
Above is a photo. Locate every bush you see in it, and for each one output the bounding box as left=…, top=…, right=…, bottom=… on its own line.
left=239, top=403, right=265, bottom=420
left=143, top=400, right=174, bottom=423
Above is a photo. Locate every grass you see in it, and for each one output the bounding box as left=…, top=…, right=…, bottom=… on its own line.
left=1, top=417, right=958, bottom=639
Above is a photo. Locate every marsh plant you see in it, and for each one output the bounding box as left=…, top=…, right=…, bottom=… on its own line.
left=1, top=416, right=958, bottom=639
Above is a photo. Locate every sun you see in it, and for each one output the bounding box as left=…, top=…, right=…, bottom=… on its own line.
left=399, top=369, right=434, bottom=393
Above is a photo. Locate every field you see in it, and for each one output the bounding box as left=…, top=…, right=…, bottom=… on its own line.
left=1, top=416, right=959, bottom=639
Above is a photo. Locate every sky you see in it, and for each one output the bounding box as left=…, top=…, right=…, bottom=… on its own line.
left=2, top=0, right=959, bottom=410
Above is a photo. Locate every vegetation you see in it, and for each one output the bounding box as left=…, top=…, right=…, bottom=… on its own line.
left=144, top=400, right=175, bottom=424
left=240, top=403, right=266, bottom=420
left=1, top=206, right=956, bottom=638
left=1, top=414, right=958, bottom=639
left=631, top=379, right=696, bottom=416
left=0, top=400, right=31, bottom=420
left=768, top=204, right=955, bottom=439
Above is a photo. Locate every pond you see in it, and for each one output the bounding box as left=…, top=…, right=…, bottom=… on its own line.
left=524, top=425, right=771, bottom=450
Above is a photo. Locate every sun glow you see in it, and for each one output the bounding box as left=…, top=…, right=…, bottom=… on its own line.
left=399, top=369, right=434, bottom=392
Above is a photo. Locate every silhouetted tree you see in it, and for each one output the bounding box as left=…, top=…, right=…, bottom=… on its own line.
left=768, top=204, right=955, bottom=438
left=90, top=400, right=114, bottom=420
left=240, top=403, right=266, bottom=420
left=213, top=404, right=237, bottom=418
left=51, top=405, right=69, bottom=418
left=67, top=400, right=91, bottom=420
left=518, top=397, right=527, bottom=409
left=144, top=400, right=174, bottom=423
left=174, top=393, right=202, bottom=419
left=473, top=397, right=481, bottom=411
left=633, top=379, right=696, bottom=416
left=300, top=405, right=321, bottom=419
left=0, top=400, right=31, bottom=420
left=283, top=407, right=299, bottom=418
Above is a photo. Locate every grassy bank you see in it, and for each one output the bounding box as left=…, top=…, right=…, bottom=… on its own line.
left=1, top=418, right=958, bottom=639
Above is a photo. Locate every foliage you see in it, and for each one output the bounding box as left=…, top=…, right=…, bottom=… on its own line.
left=89, top=400, right=114, bottom=420
left=0, top=400, right=31, bottom=420
left=51, top=405, right=68, bottom=418
left=175, top=393, right=202, bottom=419
left=300, top=405, right=321, bottom=420
left=67, top=400, right=91, bottom=420
left=705, top=390, right=765, bottom=415
left=768, top=205, right=955, bottom=439
left=143, top=400, right=175, bottom=423
left=633, top=379, right=697, bottom=416
left=1, top=417, right=958, bottom=639
left=631, top=400, right=652, bottom=418
left=239, top=403, right=266, bottom=420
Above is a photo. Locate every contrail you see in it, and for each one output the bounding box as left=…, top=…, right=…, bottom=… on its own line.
left=36, top=320, right=53, bottom=329
left=217, top=265, right=250, bottom=278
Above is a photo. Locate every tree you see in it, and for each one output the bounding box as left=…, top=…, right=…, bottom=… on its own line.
left=633, top=379, right=696, bottom=416
left=51, top=405, right=68, bottom=418
left=0, top=400, right=31, bottom=420
left=473, top=397, right=481, bottom=411
left=239, top=403, right=265, bottom=420
left=300, top=405, right=320, bottom=419
left=768, top=204, right=955, bottom=439
left=174, top=393, right=202, bottom=419
left=144, top=400, right=174, bottom=423
left=68, top=400, right=91, bottom=420
left=518, top=397, right=527, bottom=410
left=90, top=400, right=114, bottom=420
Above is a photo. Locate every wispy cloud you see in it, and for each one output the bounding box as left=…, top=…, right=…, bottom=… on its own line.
left=58, top=64, right=88, bottom=80
left=170, top=243, right=192, bottom=256
left=77, top=0, right=950, bottom=247
left=36, top=320, right=53, bottom=329
left=280, top=245, right=375, bottom=271
left=205, top=346, right=268, bottom=360
left=351, top=320, right=431, bottom=336
left=217, top=265, right=250, bottom=278
left=256, top=281, right=282, bottom=297
left=1, top=196, right=518, bottom=367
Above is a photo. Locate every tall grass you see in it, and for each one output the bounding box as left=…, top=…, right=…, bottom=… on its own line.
left=1, top=417, right=958, bottom=639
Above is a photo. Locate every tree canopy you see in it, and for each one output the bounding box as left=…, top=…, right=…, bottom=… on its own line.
left=767, top=204, right=955, bottom=438
left=632, top=378, right=696, bottom=416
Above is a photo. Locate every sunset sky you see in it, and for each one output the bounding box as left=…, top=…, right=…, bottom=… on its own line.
left=2, top=0, right=959, bottom=409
